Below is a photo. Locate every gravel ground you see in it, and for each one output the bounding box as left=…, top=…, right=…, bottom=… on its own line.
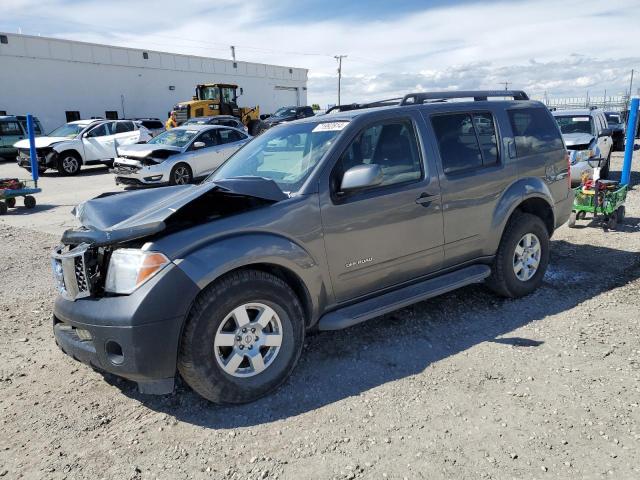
left=1, top=153, right=639, bottom=480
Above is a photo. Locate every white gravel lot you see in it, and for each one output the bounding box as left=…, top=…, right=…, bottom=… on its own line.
left=0, top=152, right=639, bottom=479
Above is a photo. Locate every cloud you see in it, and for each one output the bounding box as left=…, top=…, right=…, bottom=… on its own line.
left=1, top=0, right=638, bottom=107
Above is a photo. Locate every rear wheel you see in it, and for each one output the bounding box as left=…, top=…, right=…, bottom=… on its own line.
left=178, top=270, right=305, bottom=404
left=604, top=212, right=617, bottom=231
left=24, top=195, right=36, bottom=209
left=487, top=212, right=550, bottom=298
left=169, top=163, right=193, bottom=185
left=617, top=206, right=626, bottom=223
left=57, top=152, right=81, bottom=176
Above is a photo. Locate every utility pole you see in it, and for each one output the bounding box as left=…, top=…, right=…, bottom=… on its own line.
left=500, top=81, right=510, bottom=91
left=230, top=46, right=236, bottom=63
left=334, top=55, right=347, bottom=105
left=628, top=69, right=635, bottom=110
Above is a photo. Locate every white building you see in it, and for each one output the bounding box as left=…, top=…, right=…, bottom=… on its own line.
left=0, top=32, right=308, bottom=131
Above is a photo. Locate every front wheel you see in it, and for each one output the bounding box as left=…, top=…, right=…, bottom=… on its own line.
left=178, top=270, right=305, bottom=404
left=57, top=152, right=81, bottom=176
left=486, top=212, right=550, bottom=298
left=169, top=163, right=193, bottom=185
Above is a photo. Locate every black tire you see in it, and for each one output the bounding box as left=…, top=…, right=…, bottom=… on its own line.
left=486, top=212, right=550, bottom=298
left=568, top=211, right=577, bottom=228
left=617, top=206, right=625, bottom=223
left=24, top=195, right=36, bottom=209
left=56, top=151, right=82, bottom=176
left=178, top=270, right=305, bottom=404
left=247, top=120, right=260, bottom=136
left=6, top=197, right=16, bottom=208
left=0, top=202, right=7, bottom=215
left=600, top=152, right=610, bottom=179
left=605, top=212, right=617, bottom=231
left=169, top=163, right=193, bottom=185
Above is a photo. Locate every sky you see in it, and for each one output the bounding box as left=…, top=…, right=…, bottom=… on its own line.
left=1, top=0, right=639, bottom=108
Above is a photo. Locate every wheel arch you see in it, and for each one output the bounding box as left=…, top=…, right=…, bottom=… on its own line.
left=175, top=233, right=328, bottom=328
left=492, top=177, right=556, bottom=247
left=54, top=148, right=83, bottom=165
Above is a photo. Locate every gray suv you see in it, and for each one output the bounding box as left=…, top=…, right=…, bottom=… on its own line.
left=51, top=90, right=571, bottom=404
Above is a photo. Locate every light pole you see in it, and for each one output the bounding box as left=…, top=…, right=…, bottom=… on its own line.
left=334, top=55, right=347, bottom=105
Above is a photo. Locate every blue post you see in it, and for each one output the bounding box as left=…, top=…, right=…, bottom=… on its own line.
left=26, top=114, right=39, bottom=187
left=621, top=97, right=639, bottom=186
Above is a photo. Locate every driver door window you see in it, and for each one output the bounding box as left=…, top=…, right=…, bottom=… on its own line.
left=333, top=119, right=422, bottom=192
left=192, top=130, right=218, bottom=149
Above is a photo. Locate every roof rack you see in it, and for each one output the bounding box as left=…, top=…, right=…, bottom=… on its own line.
left=325, top=98, right=402, bottom=114
left=400, top=90, right=529, bottom=105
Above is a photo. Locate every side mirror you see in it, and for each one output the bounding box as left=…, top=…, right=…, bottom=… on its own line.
left=340, top=164, right=383, bottom=193
left=599, top=128, right=612, bottom=137
left=193, top=141, right=206, bottom=149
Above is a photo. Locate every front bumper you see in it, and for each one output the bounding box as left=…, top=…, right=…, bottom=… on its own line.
left=570, top=158, right=605, bottom=183
left=17, top=150, right=54, bottom=170
left=52, top=263, right=199, bottom=393
left=112, top=161, right=169, bottom=187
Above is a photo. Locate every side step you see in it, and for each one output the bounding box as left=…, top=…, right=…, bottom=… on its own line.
left=318, top=264, right=491, bottom=331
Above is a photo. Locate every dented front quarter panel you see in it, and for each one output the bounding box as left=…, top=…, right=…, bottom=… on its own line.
left=149, top=193, right=332, bottom=326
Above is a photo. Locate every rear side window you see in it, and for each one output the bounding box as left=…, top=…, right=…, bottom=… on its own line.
left=114, top=121, right=134, bottom=133
left=218, top=128, right=245, bottom=144
left=0, top=121, right=23, bottom=136
left=508, top=108, right=563, bottom=157
left=142, top=120, right=163, bottom=129
left=431, top=112, right=498, bottom=175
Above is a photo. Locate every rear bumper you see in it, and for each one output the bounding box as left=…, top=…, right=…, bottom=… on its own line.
left=52, top=264, right=199, bottom=393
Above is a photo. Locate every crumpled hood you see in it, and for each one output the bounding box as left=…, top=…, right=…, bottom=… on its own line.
left=562, top=133, right=595, bottom=148
left=117, top=143, right=183, bottom=158
left=14, top=137, right=71, bottom=149
left=63, top=177, right=288, bottom=246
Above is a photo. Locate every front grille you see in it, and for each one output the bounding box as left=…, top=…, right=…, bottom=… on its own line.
left=51, top=244, right=95, bottom=301
left=113, top=165, right=140, bottom=174
left=174, top=105, right=190, bottom=124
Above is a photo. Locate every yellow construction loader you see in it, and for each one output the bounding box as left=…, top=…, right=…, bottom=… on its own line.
left=173, top=83, right=261, bottom=134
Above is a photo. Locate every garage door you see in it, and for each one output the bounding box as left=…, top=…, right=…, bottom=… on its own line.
left=273, top=86, right=299, bottom=109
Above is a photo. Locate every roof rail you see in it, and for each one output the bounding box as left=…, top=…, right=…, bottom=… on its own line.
left=400, top=90, right=529, bottom=105
left=326, top=97, right=402, bottom=114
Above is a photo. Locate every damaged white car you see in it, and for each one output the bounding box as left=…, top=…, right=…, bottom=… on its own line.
left=112, top=125, right=250, bottom=186
left=15, top=119, right=151, bottom=176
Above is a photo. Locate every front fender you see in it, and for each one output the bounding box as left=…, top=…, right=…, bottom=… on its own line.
left=175, top=233, right=328, bottom=326
left=490, top=177, right=555, bottom=245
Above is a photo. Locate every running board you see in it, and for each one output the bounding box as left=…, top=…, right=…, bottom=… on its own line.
left=318, top=264, right=491, bottom=331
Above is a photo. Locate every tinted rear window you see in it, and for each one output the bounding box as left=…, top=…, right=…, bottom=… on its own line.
left=508, top=108, right=563, bottom=157
left=142, top=120, right=163, bottom=129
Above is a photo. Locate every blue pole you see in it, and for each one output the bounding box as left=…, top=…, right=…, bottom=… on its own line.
left=621, top=97, right=638, bottom=186
left=26, top=114, right=39, bottom=187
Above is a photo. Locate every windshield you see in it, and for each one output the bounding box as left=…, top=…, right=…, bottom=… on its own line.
left=199, top=86, right=220, bottom=101
left=48, top=123, right=85, bottom=138
left=273, top=107, right=297, bottom=118
left=554, top=116, right=593, bottom=135
left=605, top=113, right=621, bottom=125
left=208, top=121, right=346, bottom=192
left=148, top=129, right=198, bottom=148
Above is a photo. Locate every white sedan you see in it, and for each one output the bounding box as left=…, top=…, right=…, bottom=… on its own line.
left=15, top=119, right=151, bottom=175
left=112, top=125, right=250, bottom=186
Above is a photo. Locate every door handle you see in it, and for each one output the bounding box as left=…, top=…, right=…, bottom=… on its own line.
left=415, top=192, right=436, bottom=206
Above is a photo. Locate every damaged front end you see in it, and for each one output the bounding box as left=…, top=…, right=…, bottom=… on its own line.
left=113, top=145, right=182, bottom=186
left=54, top=178, right=287, bottom=301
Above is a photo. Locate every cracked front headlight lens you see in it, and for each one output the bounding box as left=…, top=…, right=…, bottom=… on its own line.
left=105, top=249, right=170, bottom=294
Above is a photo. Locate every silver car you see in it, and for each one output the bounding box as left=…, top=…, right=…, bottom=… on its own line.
left=112, top=125, right=250, bottom=186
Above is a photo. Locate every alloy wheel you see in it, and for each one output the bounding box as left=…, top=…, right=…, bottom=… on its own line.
left=214, top=303, right=283, bottom=378
left=62, top=156, right=79, bottom=174
left=173, top=166, right=191, bottom=185
left=512, top=233, right=541, bottom=281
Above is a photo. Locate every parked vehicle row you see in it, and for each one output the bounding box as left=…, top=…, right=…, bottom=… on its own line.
left=50, top=90, right=572, bottom=405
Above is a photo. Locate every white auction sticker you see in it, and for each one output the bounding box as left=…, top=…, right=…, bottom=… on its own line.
left=312, top=122, right=349, bottom=132
left=572, top=117, right=590, bottom=122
